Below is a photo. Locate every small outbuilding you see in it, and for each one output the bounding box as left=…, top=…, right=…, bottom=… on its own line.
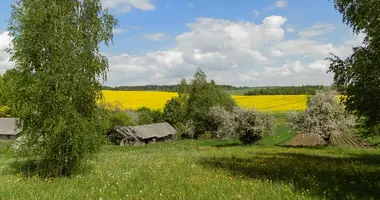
left=0, top=118, right=21, bottom=140
left=106, top=122, right=176, bottom=146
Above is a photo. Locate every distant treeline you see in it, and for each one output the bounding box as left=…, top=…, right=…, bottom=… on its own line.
left=102, top=84, right=252, bottom=92
left=244, top=85, right=328, bottom=95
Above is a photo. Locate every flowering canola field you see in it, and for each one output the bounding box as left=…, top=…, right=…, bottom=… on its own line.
left=102, top=90, right=307, bottom=111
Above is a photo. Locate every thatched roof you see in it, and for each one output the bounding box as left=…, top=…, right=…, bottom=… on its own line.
left=284, top=133, right=370, bottom=148
left=0, top=118, right=21, bottom=136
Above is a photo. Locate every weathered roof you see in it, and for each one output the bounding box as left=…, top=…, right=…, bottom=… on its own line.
left=0, top=118, right=21, bottom=136
left=119, top=122, right=176, bottom=139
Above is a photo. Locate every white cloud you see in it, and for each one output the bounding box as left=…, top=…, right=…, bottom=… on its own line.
left=100, top=0, right=155, bottom=14
left=102, top=16, right=365, bottom=86
left=143, top=33, right=169, bottom=41
left=0, top=16, right=366, bottom=86
left=239, top=71, right=260, bottom=81
left=275, top=0, right=288, bottom=8
left=268, top=48, right=284, bottom=57
left=0, top=32, right=13, bottom=74
left=253, top=10, right=260, bottom=17
left=213, top=75, right=222, bottom=81
left=113, top=28, right=128, bottom=34
left=286, top=27, right=295, bottom=33
left=298, top=24, right=335, bottom=38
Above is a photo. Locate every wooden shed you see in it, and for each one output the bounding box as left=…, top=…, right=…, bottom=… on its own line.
left=0, top=118, right=21, bottom=140
left=106, top=122, right=176, bottom=146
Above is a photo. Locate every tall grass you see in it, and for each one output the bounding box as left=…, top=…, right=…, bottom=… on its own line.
left=1, top=139, right=379, bottom=200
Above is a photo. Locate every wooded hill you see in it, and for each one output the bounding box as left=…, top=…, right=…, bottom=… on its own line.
left=102, top=85, right=332, bottom=95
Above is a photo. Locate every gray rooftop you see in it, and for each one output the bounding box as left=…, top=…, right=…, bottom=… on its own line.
left=0, top=118, right=21, bottom=136
left=129, top=122, right=176, bottom=139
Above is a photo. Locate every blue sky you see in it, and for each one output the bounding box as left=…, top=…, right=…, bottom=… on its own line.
left=0, top=0, right=364, bottom=86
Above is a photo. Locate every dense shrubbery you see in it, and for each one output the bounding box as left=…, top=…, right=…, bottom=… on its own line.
left=209, top=106, right=275, bottom=144
left=0, top=74, right=14, bottom=117
left=244, top=85, right=325, bottom=96
left=287, top=89, right=357, bottom=145
left=98, top=103, right=135, bottom=131
left=163, top=69, right=236, bottom=139
left=134, top=107, right=164, bottom=125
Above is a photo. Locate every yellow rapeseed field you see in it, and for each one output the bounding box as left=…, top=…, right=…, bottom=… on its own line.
left=102, top=90, right=307, bottom=111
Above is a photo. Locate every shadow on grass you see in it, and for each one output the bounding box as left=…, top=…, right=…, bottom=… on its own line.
left=212, top=142, right=241, bottom=148
left=199, top=152, right=380, bottom=200
left=8, top=159, right=93, bottom=178
left=277, top=144, right=328, bottom=149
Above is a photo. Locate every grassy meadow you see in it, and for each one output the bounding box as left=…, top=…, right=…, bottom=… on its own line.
left=1, top=117, right=380, bottom=200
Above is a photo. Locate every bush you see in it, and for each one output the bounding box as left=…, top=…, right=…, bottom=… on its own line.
left=233, top=107, right=275, bottom=144
left=136, top=107, right=164, bottom=125
left=163, top=97, right=186, bottom=125
left=174, top=121, right=195, bottom=139
left=287, top=89, right=357, bottom=145
left=98, top=103, right=134, bottom=130
left=185, top=69, right=236, bottom=138
left=209, top=106, right=275, bottom=144
left=209, top=106, right=236, bottom=139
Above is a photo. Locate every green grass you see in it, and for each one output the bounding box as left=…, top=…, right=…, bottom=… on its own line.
left=1, top=136, right=380, bottom=200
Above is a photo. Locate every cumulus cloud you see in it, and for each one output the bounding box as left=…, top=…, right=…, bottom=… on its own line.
left=298, top=24, right=335, bottom=38
left=286, top=26, right=295, bottom=33
left=102, top=15, right=365, bottom=86
left=253, top=10, right=260, bottom=17
left=0, top=15, right=366, bottom=86
left=113, top=28, right=128, bottom=34
left=0, top=32, right=13, bottom=74
left=143, top=33, right=169, bottom=41
left=275, top=0, right=288, bottom=8
left=100, top=0, right=155, bottom=14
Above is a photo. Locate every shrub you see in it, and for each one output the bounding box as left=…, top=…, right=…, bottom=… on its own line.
left=185, top=69, right=236, bottom=138
left=209, top=106, right=236, bottom=139
left=163, top=97, right=186, bottom=125
left=135, top=107, right=164, bottom=125
left=209, top=106, right=275, bottom=144
left=233, top=107, right=276, bottom=144
left=174, top=121, right=195, bottom=139
left=287, top=89, right=357, bottom=145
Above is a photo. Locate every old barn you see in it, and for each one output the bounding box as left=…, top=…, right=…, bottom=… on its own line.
left=106, top=122, right=176, bottom=146
left=0, top=118, right=21, bottom=140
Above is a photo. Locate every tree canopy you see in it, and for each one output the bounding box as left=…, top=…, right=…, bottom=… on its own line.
left=328, top=0, right=380, bottom=129
left=8, top=0, right=117, bottom=176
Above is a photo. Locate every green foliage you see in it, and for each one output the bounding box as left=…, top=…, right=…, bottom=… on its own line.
left=287, top=89, right=357, bottom=145
left=234, top=108, right=276, bottom=144
left=209, top=106, right=276, bottom=144
left=163, top=97, right=185, bottom=125
left=185, top=69, right=236, bottom=138
left=162, top=69, right=236, bottom=138
left=135, top=107, right=163, bottom=125
left=328, top=0, right=380, bottom=130
left=101, top=83, right=251, bottom=93
left=172, top=121, right=195, bottom=139
left=0, top=69, right=24, bottom=117
left=98, top=103, right=134, bottom=131
left=8, top=0, right=117, bottom=176
left=244, top=85, right=326, bottom=95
